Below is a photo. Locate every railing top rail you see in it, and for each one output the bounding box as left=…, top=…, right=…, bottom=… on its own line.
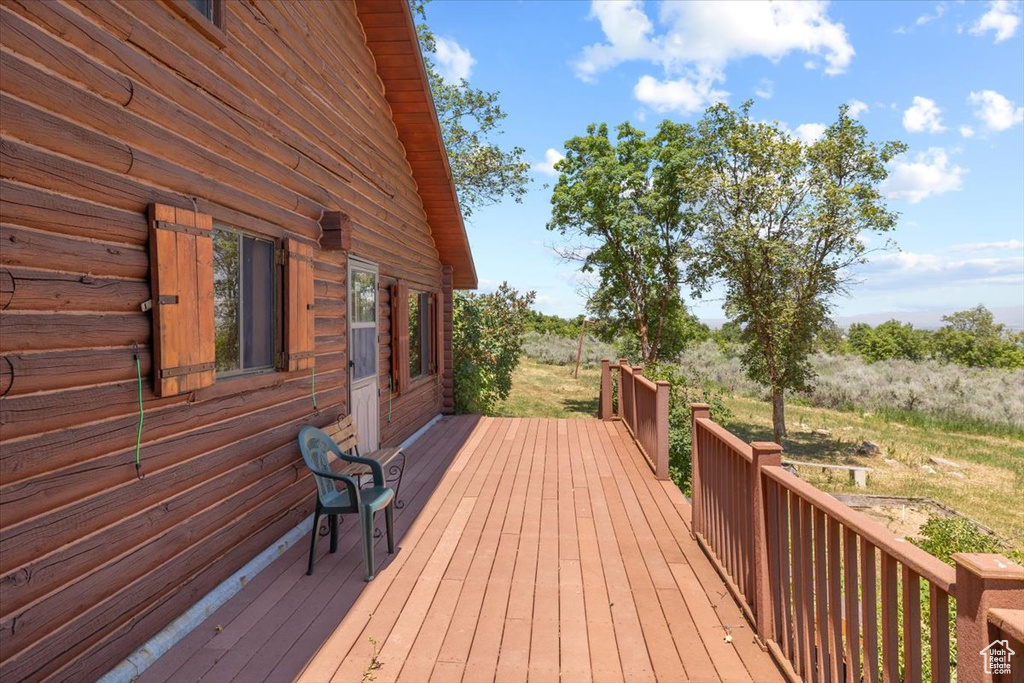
left=634, top=373, right=657, bottom=392
left=988, top=608, right=1024, bottom=643
left=763, top=465, right=956, bottom=592
left=621, top=363, right=634, bottom=377
left=695, top=417, right=753, bottom=463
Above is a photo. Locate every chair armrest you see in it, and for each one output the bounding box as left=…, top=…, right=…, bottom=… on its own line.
left=310, top=468, right=361, bottom=504
left=335, top=451, right=385, bottom=486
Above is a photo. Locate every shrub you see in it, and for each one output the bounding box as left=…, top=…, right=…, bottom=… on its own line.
left=520, top=331, right=617, bottom=368
left=643, top=363, right=732, bottom=495
left=452, top=283, right=535, bottom=415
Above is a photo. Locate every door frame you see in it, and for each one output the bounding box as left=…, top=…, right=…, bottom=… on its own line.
left=347, top=256, right=379, bottom=448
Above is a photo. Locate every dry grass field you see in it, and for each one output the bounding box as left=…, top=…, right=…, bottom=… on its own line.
left=498, top=357, right=1024, bottom=553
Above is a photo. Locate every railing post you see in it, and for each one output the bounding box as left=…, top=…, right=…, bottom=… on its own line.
left=599, top=359, right=612, bottom=420
left=954, top=553, right=1024, bottom=683
left=751, top=441, right=783, bottom=647
left=690, top=403, right=710, bottom=539
left=617, top=358, right=628, bottom=420
left=654, top=380, right=670, bottom=481
left=631, top=366, right=642, bottom=432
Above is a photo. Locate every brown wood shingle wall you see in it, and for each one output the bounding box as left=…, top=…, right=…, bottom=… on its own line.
left=0, top=1, right=445, bottom=679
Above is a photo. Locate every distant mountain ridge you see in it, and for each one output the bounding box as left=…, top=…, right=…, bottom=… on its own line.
left=701, top=305, right=1024, bottom=331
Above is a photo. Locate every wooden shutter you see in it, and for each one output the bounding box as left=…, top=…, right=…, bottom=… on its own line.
left=285, top=239, right=315, bottom=372
left=390, top=281, right=409, bottom=393
left=434, top=290, right=444, bottom=377
left=148, top=203, right=215, bottom=397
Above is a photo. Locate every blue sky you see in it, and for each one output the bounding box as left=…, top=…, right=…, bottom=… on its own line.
left=423, top=0, right=1024, bottom=326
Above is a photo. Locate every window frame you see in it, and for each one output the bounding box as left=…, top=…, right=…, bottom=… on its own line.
left=212, top=222, right=280, bottom=379
left=165, top=0, right=228, bottom=48
left=407, top=289, right=436, bottom=383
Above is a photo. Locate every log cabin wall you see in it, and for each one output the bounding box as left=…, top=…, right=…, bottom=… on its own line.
left=0, top=0, right=448, bottom=679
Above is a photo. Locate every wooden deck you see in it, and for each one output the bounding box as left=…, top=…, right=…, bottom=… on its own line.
left=138, top=416, right=783, bottom=682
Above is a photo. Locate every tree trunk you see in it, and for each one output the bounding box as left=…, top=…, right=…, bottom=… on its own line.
left=771, top=387, right=787, bottom=445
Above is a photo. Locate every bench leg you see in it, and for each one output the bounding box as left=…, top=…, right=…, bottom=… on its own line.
left=389, top=452, right=407, bottom=510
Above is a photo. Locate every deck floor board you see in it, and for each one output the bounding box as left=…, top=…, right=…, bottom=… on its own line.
left=139, top=415, right=783, bottom=683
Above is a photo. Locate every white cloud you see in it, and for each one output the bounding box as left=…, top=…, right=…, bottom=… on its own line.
left=847, top=99, right=869, bottom=118
left=970, top=0, right=1022, bottom=42
left=575, top=1, right=854, bottom=111
left=960, top=125, right=976, bottom=138
left=755, top=78, right=774, bottom=100
left=532, top=148, right=566, bottom=176
left=916, top=3, right=947, bottom=26
left=968, top=90, right=1024, bottom=131
left=882, top=148, right=966, bottom=203
left=634, top=75, right=728, bottom=114
left=948, top=239, right=1024, bottom=252
left=902, top=96, right=947, bottom=133
left=794, top=122, right=827, bottom=143
left=434, top=37, right=475, bottom=83
left=858, top=251, right=1024, bottom=290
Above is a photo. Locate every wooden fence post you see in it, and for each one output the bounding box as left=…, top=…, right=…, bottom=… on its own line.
left=690, top=403, right=711, bottom=538
left=751, top=441, right=783, bottom=646
left=655, top=380, right=670, bottom=481
left=599, top=359, right=612, bottom=420
left=617, top=358, right=628, bottom=420
left=954, top=553, right=1024, bottom=683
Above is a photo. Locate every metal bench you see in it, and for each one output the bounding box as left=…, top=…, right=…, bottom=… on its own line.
left=322, top=414, right=407, bottom=510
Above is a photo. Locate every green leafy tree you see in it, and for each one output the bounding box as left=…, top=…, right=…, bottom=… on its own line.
left=452, top=283, right=535, bottom=414
left=933, top=305, right=1024, bottom=368
left=848, top=319, right=928, bottom=362
left=547, top=121, right=702, bottom=364
left=412, top=3, right=529, bottom=217
left=690, top=102, right=906, bottom=443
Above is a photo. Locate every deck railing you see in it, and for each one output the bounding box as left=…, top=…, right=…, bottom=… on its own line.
left=599, top=359, right=670, bottom=480
left=690, top=403, right=1024, bottom=683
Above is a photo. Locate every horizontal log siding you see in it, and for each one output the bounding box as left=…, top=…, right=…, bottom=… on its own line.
left=0, top=0, right=445, bottom=679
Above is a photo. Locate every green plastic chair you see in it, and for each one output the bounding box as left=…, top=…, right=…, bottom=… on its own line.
left=297, top=426, right=395, bottom=581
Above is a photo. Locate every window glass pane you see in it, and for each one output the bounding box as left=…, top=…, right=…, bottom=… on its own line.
left=422, top=294, right=433, bottom=373
left=409, top=293, right=422, bottom=379
left=213, top=229, right=240, bottom=373
left=352, top=271, right=376, bottom=323
left=187, top=0, right=214, bottom=20
left=242, top=236, right=274, bottom=369
left=352, top=327, right=376, bottom=380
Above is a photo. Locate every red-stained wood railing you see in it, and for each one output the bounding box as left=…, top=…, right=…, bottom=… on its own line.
left=690, top=403, right=1024, bottom=683
left=598, top=359, right=670, bottom=480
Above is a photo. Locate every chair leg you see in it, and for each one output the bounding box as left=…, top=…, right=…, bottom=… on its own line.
left=361, top=508, right=375, bottom=582
left=385, top=503, right=395, bottom=554
left=307, top=507, right=321, bottom=576
left=329, top=514, right=338, bottom=554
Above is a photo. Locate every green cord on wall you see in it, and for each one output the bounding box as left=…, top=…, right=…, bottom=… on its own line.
left=311, top=364, right=317, bottom=410
left=134, top=346, right=145, bottom=480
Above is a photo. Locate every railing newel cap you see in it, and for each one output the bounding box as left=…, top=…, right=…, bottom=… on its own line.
left=750, top=441, right=783, bottom=454
left=953, top=553, right=1024, bottom=580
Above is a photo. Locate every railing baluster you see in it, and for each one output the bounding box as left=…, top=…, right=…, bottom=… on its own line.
left=861, top=539, right=879, bottom=683
left=843, top=528, right=861, bottom=683
left=929, top=585, right=950, bottom=683
left=778, top=486, right=793, bottom=659
left=902, top=566, right=922, bottom=683
left=827, top=516, right=843, bottom=683
left=800, top=498, right=816, bottom=678
left=880, top=553, right=899, bottom=683
left=815, top=507, right=831, bottom=682
left=766, top=478, right=783, bottom=645
left=790, top=492, right=806, bottom=678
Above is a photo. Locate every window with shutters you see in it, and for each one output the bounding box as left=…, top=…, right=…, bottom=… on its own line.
left=408, top=291, right=433, bottom=380
left=212, top=225, right=276, bottom=375
left=392, top=286, right=441, bottom=393
left=148, top=203, right=315, bottom=396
